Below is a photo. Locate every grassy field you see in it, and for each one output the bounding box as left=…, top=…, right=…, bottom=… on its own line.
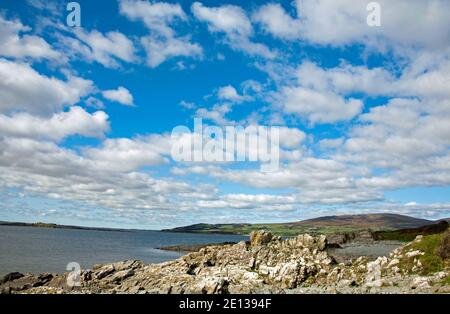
left=374, top=221, right=449, bottom=242
left=167, top=223, right=378, bottom=236
left=398, top=231, right=450, bottom=276
left=163, top=214, right=442, bottom=237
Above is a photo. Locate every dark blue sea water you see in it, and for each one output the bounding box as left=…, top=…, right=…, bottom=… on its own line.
left=0, top=225, right=247, bottom=276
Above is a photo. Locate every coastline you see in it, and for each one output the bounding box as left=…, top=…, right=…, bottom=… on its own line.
left=157, top=242, right=238, bottom=253
left=0, top=225, right=247, bottom=276
left=0, top=221, right=136, bottom=233
left=1, top=230, right=448, bottom=294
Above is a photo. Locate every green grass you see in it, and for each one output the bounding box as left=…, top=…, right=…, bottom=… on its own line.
left=375, top=231, right=419, bottom=242
left=439, top=275, right=450, bottom=286
left=374, top=222, right=448, bottom=242
left=187, top=223, right=370, bottom=236
left=399, top=232, right=449, bottom=275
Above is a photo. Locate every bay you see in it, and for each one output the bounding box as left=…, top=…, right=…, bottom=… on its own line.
left=0, top=225, right=247, bottom=276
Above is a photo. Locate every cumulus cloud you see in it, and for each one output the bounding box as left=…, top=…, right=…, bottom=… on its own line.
left=281, top=86, right=363, bottom=124
left=1, top=0, right=450, bottom=227
left=191, top=2, right=275, bottom=59
left=0, top=15, right=59, bottom=60
left=217, top=85, right=246, bottom=103
left=172, top=157, right=379, bottom=205
left=0, top=58, right=93, bottom=116
left=0, top=136, right=208, bottom=213
left=140, top=35, right=202, bottom=68
left=119, top=0, right=187, bottom=37
left=270, top=56, right=450, bottom=125
left=179, top=100, right=196, bottom=110
left=253, top=0, right=450, bottom=54
left=69, top=29, right=137, bottom=68
left=252, top=3, right=302, bottom=40
left=120, top=0, right=203, bottom=67
left=195, top=104, right=234, bottom=126
left=196, top=193, right=298, bottom=211
left=192, top=2, right=252, bottom=36
left=338, top=97, right=450, bottom=172
left=102, top=86, right=134, bottom=106
left=83, top=135, right=172, bottom=172
left=0, top=106, right=109, bottom=142
left=293, top=61, right=450, bottom=101
left=278, top=127, right=306, bottom=149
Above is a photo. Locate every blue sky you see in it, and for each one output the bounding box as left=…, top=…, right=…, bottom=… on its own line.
left=0, top=0, right=449, bottom=229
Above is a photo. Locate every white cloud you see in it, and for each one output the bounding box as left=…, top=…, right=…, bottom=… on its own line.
left=179, top=100, right=196, bottom=110
left=191, top=2, right=252, bottom=36
left=1, top=0, right=450, bottom=226
left=195, top=104, right=234, bottom=126
left=0, top=58, right=93, bottom=116
left=319, top=138, right=344, bottom=150
left=173, top=157, right=378, bottom=204
left=119, top=0, right=186, bottom=37
left=217, top=85, right=245, bottom=103
left=120, top=0, right=203, bottom=67
left=86, top=96, right=105, bottom=109
left=281, top=86, right=363, bottom=124
left=271, top=57, right=450, bottom=125
left=70, top=29, right=137, bottom=68
left=0, top=136, right=209, bottom=213
left=140, top=35, right=202, bottom=68
left=83, top=135, right=171, bottom=172
left=253, top=0, right=450, bottom=55
left=294, top=61, right=450, bottom=101
left=0, top=15, right=59, bottom=60
left=338, top=97, right=450, bottom=170
left=102, top=86, right=134, bottom=106
left=196, top=193, right=298, bottom=211
left=252, top=3, right=302, bottom=40
left=241, top=80, right=263, bottom=94
left=0, top=106, right=109, bottom=142
left=278, top=127, right=306, bottom=149
left=191, top=2, right=275, bottom=59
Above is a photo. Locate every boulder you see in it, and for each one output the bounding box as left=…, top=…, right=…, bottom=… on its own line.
left=1, top=272, right=24, bottom=284
left=109, top=269, right=134, bottom=283
left=94, top=265, right=115, bottom=280
left=250, top=230, right=275, bottom=246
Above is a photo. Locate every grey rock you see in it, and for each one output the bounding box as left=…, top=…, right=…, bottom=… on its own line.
left=1, top=272, right=24, bottom=284
left=94, top=265, right=115, bottom=280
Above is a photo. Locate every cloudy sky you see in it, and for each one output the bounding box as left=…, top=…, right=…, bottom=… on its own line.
left=0, top=0, right=449, bottom=229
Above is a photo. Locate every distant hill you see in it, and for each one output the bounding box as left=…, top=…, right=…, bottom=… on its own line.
left=162, top=213, right=437, bottom=236
left=292, top=213, right=433, bottom=229
left=374, top=220, right=449, bottom=242
left=0, top=221, right=131, bottom=232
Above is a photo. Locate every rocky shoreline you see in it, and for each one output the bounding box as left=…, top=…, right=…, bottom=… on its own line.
left=1, top=230, right=449, bottom=294
left=157, top=242, right=237, bottom=253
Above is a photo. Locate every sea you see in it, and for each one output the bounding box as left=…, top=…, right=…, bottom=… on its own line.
left=0, top=225, right=247, bottom=276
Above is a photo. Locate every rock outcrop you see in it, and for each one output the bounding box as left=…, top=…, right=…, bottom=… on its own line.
left=326, top=230, right=376, bottom=246
left=1, top=231, right=448, bottom=294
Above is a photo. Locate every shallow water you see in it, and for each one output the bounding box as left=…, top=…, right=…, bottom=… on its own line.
left=0, top=225, right=247, bottom=276
left=328, top=240, right=404, bottom=263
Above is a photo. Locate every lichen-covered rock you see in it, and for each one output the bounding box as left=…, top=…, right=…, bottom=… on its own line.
left=250, top=230, right=276, bottom=246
